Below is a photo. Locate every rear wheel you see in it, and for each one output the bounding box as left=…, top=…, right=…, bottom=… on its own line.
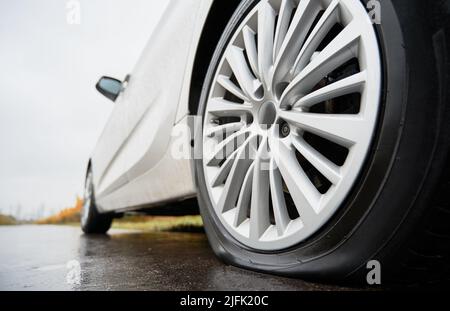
left=195, top=0, right=450, bottom=285
left=81, top=168, right=113, bottom=234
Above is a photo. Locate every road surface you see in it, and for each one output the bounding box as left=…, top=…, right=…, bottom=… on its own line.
left=0, top=225, right=353, bottom=290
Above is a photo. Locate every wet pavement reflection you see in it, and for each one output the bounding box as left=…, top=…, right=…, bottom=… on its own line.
left=0, top=225, right=349, bottom=290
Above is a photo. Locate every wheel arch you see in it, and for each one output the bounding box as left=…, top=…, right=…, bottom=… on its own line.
left=188, top=0, right=241, bottom=116
left=85, top=160, right=92, bottom=178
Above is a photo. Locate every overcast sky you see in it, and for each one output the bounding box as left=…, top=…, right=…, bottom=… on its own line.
left=0, top=0, right=168, bottom=219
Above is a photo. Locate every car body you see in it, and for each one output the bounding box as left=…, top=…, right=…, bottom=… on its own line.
left=91, top=0, right=214, bottom=213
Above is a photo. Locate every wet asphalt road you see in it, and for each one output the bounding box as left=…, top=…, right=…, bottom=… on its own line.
left=0, top=225, right=351, bottom=291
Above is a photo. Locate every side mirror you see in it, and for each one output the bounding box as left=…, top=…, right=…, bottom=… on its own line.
left=96, top=76, right=123, bottom=102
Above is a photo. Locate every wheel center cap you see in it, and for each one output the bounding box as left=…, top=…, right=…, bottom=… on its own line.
left=258, top=101, right=277, bottom=130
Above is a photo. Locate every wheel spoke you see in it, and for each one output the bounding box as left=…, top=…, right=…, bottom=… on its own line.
left=280, top=22, right=361, bottom=107
left=291, top=0, right=341, bottom=76
left=279, top=110, right=366, bottom=147
left=291, top=135, right=341, bottom=185
left=211, top=149, right=239, bottom=187
left=269, top=158, right=290, bottom=235
left=273, top=140, right=319, bottom=224
left=216, top=135, right=258, bottom=213
left=217, top=74, right=249, bottom=102
left=273, top=0, right=295, bottom=60
left=242, top=26, right=260, bottom=79
left=207, top=98, right=252, bottom=116
left=205, top=122, right=244, bottom=139
left=257, top=0, right=276, bottom=88
left=272, top=0, right=322, bottom=87
left=226, top=46, right=262, bottom=99
left=294, top=71, right=366, bottom=109
left=250, top=139, right=271, bottom=240
left=234, top=162, right=255, bottom=227
left=207, top=130, right=249, bottom=166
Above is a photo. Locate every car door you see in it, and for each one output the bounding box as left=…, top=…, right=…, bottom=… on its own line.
left=91, top=0, right=213, bottom=206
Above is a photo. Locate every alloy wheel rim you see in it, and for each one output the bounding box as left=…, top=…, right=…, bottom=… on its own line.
left=202, top=0, right=381, bottom=250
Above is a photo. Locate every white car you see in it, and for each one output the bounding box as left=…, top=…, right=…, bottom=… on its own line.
left=82, top=0, right=450, bottom=284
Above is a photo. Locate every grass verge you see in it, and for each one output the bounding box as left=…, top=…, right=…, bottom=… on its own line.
left=113, top=215, right=203, bottom=233
left=0, top=214, right=17, bottom=225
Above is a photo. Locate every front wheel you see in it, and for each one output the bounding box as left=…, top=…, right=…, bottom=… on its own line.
left=81, top=168, right=113, bottom=234
left=195, top=0, right=450, bottom=285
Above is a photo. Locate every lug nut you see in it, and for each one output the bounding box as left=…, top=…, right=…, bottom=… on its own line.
left=280, top=122, right=290, bottom=138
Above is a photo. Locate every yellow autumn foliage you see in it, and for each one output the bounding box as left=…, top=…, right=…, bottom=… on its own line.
left=35, top=197, right=82, bottom=224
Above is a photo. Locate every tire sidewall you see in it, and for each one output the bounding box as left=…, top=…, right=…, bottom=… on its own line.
left=81, top=168, right=112, bottom=234
left=81, top=169, right=96, bottom=231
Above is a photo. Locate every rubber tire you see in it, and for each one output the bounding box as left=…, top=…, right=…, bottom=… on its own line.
left=195, top=0, right=450, bottom=286
left=81, top=169, right=113, bottom=234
